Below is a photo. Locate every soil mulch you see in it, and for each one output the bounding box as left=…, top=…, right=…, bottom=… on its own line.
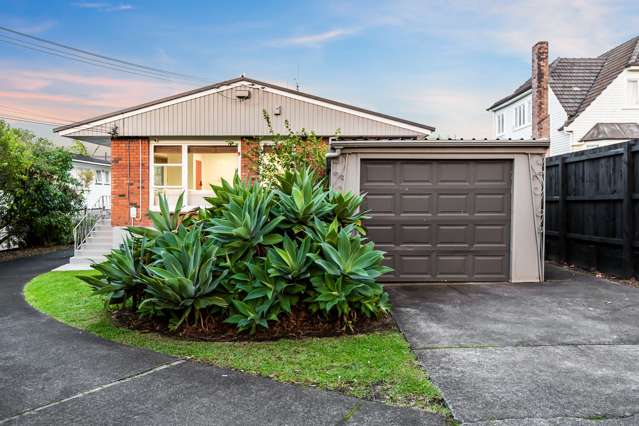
left=112, top=307, right=396, bottom=342
left=0, top=245, right=72, bottom=263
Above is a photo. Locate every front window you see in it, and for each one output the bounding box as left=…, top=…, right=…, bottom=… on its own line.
left=628, top=79, right=639, bottom=106
left=151, top=143, right=238, bottom=208
left=95, top=170, right=103, bottom=184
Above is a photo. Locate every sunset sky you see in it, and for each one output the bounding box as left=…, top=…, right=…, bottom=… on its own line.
left=2, top=0, right=638, bottom=145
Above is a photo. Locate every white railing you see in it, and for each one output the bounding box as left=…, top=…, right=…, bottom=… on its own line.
left=73, top=196, right=111, bottom=251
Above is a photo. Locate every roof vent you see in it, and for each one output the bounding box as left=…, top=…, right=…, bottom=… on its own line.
left=235, top=89, right=250, bottom=99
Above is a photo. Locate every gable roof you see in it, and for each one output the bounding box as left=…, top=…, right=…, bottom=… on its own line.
left=488, top=35, right=639, bottom=127
left=54, top=76, right=434, bottom=137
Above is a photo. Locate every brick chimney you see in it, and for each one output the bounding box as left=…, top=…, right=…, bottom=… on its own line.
left=531, top=41, right=550, bottom=139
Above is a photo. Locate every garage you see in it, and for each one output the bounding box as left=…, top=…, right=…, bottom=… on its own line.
left=328, top=139, right=548, bottom=283
left=361, top=159, right=512, bottom=282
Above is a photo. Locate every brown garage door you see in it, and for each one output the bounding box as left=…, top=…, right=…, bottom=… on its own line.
left=361, top=159, right=512, bottom=282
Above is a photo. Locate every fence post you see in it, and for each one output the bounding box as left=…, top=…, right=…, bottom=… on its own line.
left=558, top=156, right=568, bottom=263
left=622, top=141, right=635, bottom=278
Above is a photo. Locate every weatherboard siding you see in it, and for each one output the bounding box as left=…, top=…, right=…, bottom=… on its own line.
left=65, top=85, right=425, bottom=138
left=567, top=69, right=639, bottom=150
left=548, top=88, right=572, bottom=156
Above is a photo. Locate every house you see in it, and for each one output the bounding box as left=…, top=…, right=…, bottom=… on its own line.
left=71, top=154, right=111, bottom=209
left=54, top=76, right=434, bottom=235
left=487, top=36, right=639, bottom=156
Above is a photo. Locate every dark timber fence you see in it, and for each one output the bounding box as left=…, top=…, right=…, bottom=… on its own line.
left=545, top=139, right=639, bottom=279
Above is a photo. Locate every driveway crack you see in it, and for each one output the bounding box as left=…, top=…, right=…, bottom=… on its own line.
left=0, top=359, right=186, bottom=424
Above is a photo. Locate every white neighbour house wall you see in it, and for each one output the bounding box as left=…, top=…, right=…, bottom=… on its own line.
left=72, top=161, right=111, bottom=208
left=566, top=68, right=639, bottom=151
left=492, top=92, right=533, bottom=139
left=548, top=88, right=573, bottom=156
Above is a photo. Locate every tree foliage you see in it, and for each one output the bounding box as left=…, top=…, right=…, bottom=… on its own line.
left=0, top=120, right=83, bottom=247
left=244, top=110, right=330, bottom=186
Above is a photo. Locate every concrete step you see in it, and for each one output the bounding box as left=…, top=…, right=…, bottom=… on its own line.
left=86, top=237, right=112, bottom=245
left=70, top=255, right=107, bottom=264
left=76, top=247, right=112, bottom=256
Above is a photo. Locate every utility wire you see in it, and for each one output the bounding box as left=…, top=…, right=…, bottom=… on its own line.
left=0, top=36, right=188, bottom=83
left=0, top=104, right=74, bottom=124
left=0, top=33, right=182, bottom=81
left=0, top=114, right=67, bottom=126
left=0, top=25, right=207, bottom=83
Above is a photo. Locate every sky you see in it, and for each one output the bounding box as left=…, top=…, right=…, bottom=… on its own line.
left=1, top=0, right=639, bottom=146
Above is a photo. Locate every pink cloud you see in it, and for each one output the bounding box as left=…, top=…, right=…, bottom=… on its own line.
left=0, top=67, right=192, bottom=123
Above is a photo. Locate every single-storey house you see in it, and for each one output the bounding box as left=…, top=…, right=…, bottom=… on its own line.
left=54, top=76, right=434, bottom=228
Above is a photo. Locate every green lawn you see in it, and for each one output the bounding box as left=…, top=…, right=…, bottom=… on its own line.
left=24, top=271, right=449, bottom=416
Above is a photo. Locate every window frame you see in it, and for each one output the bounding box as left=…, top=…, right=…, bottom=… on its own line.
left=627, top=78, right=639, bottom=108
left=149, top=140, right=240, bottom=210
left=496, top=112, right=505, bottom=136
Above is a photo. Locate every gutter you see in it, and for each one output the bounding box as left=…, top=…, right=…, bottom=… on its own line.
left=330, top=139, right=550, bottom=149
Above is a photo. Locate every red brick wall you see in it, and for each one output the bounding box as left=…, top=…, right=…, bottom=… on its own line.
left=111, top=138, right=151, bottom=227
left=240, top=138, right=259, bottom=182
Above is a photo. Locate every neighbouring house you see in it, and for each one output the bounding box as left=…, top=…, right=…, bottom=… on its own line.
left=53, top=76, right=434, bottom=234
left=71, top=154, right=111, bottom=209
left=487, top=36, right=639, bottom=156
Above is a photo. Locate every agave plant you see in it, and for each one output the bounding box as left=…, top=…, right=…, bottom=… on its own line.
left=327, top=190, right=369, bottom=234
left=226, top=259, right=304, bottom=333
left=205, top=173, right=253, bottom=216
left=128, top=192, right=185, bottom=240
left=275, top=169, right=334, bottom=232
left=137, top=225, right=229, bottom=330
left=308, top=229, right=392, bottom=283
left=306, top=274, right=363, bottom=317
left=78, top=236, right=149, bottom=308
left=266, top=235, right=315, bottom=281
left=207, top=185, right=283, bottom=262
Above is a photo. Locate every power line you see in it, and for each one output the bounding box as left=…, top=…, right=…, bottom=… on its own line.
left=0, top=25, right=207, bottom=83
left=0, top=33, right=182, bottom=82
left=0, top=104, right=74, bottom=124
left=0, top=114, right=66, bottom=127
left=0, top=36, right=189, bottom=83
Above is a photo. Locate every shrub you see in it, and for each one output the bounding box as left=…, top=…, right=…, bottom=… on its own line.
left=87, top=168, right=391, bottom=334
left=0, top=121, right=83, bottom=247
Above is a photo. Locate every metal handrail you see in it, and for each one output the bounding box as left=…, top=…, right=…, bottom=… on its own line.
left=73, top=196, right=111, bottom=252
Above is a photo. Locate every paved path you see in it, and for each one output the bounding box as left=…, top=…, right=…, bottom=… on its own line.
left=0, top=251, right=443, bottom=425
left=388, top=264, right=639, bottom=425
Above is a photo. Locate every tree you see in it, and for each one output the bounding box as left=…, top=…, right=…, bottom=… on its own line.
left=68, top=140, right=89, bottom=156
left=0, top=120, right=83, bottom=247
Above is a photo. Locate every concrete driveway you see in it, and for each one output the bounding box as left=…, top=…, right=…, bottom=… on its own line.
left=0, top=251, right=443, bottom=425
left=388, top=264, right=639, bottom=425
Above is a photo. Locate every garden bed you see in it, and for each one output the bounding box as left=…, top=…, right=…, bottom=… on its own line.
left=112, top=306, right=395, bottom=342
left=0, top=245, right=71, bottom=263
left=24, top=270, right=450, bottom=417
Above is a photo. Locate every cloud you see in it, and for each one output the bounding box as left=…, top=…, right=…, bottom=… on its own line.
left=72, top=2, right=134, bottom=12
left=272, top=28, right=357, bottom=47
left=0, top=66, right=189, bottom=124
left=10, top=20, right=57, bottom=34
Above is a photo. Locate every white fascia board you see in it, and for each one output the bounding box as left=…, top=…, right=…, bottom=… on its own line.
left=489, top=89, right=532, bottom=112
left=72, top=159, right=111, bottom=167
left=59, top=81, right=430, bottom=136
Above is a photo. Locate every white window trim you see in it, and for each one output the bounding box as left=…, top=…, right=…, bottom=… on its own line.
left=496, top=112, right=505, bottom=136
left=149, top=140, right=240, bottom=211
left=625, top=77, right=639, bottom=109
left=512, top=102, right=532, bottom=131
